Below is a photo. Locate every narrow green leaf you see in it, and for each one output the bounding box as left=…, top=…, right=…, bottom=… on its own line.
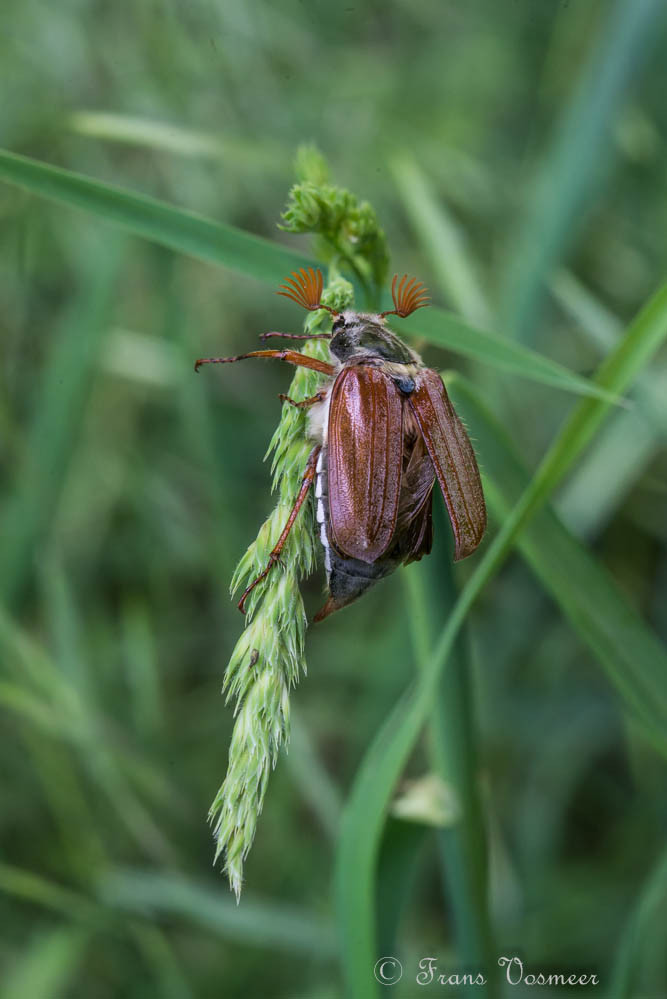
left=608, top=844, right=667, bottom=999
left=120, top=597, right=164, bottom=739
left=0, top=608, right=178, bottom=863
left=0, top=680, right=86, bottom=741
left=129, top=925, right=194, bottom=999
left=551, top=270, right=667, bottom=536
left=335, top=278, right=667, bottom=995
left=551, top=269, right=623, bottom=352
left=399, top=306, right=623, bottom=404
left=0, top=149, right=619, bottom=401
left=375, top=819, right=429, bottom=957
left=1, top=928, right=87, bottom=999
left=405, top=544, right=496, bottom=982
left=287, top=710, right=342, bottom=840
left=448, top=374, right=667, bottom=747
left=68, top=110, right=288, bottom=173
left=99, top=868, right=337, bottom=958
left=0, top=241, right=122, bottom=606
left=499, top=0, right=664, bottom=341
left=556, top=399, right=663, bottom=536
left=391, top=154, right=492, bottom=327
left=393, top=155, right=498, bottom=980
left=0, top=864, right=96, bottom=922
left=0, top=149, right=311, bottom=284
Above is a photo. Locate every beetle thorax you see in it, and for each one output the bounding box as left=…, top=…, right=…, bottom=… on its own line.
left=329, top=311, right=420, bottom=366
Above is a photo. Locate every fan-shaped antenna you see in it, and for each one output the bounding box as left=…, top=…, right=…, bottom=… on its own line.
left=276, top=268, right=338, bottom=315
left=381, top=274, right=430, bottom=318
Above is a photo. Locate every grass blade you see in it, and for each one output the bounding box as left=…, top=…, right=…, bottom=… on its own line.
left=1, top=928, right=87, bottom=999
left=0, top=864, right=96, bottom=922
left=0, top=149, right=311, bottom=284
left=607, top=844, right=667, bottom=998
left=405, top=539, right=496, bottom=981
left=335, top=278, right=667, bottom=995
left=287, top=710, right=342, bottom=841
left=448, top=373, right=667, bottom=747
left=0, top=609, right=178, bottom=863
left=391, top=154, right=492, bottom=327
left=0, top=149, right=619, bottom=401
left=68, top=111, right=288, bottom=173
left=129, top=925, right=194, bottom=999
left=0, top=241, right=122, bottom=605
left=375, top=819, right=430, bottom=957
left=394, top=156, right=497, bottom=980
left=556, top=398, right=664, bottom=537
left=100, top=868, right=337, bottom=958
left=399, top=306, right=623, bottom=404
left=499, top=0, right=664, bottom=341
left=551, top=270, right=667, bottom=536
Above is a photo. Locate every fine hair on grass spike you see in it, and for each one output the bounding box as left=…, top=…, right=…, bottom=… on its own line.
left=277, top=268, right=339, bottom=315
left=381, top=273, right=430, bottom=318
left=207, top=264, right=355, bottom=899
left=207, top=149, right=379, bottom=899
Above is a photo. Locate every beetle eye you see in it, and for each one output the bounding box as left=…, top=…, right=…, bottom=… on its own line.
left=332, top=317, right=345, bottom=333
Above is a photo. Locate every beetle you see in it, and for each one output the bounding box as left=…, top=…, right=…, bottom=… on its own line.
left=195, top=268, right=486, bottom=621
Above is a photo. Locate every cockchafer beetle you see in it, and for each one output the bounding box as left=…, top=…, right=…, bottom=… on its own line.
left=196, top=269, right=486, bottom=621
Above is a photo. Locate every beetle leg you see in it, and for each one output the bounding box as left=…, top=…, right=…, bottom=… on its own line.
left=237, top=445, right=322, bottom=614
left=259, top=331, right=332, bottom=342
left=279, top=389, right=328, bottom=409
left=194, top=349, right=334, bottom=375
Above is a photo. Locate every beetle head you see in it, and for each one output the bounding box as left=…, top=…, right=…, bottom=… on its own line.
left=275, top=268, right=429, bottom=366
left=330, top=312, right=416, bottom=365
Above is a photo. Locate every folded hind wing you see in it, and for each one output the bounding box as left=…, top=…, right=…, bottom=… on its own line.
left=407, top=369, right=486, bottom=560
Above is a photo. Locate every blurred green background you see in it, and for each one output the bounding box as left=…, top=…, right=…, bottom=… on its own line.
left=2, top=0, right=667, bottom=996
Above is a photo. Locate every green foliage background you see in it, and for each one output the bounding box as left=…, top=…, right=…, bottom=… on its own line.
left=1, top=1, right=667, bottom=997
